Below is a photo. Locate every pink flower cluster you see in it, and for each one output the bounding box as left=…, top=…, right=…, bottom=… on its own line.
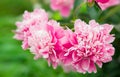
left=14, top=9, right=115, bottom=73
left=50, top=0, right=74, bottom=17
left=14, top=8, right=65, bottom=69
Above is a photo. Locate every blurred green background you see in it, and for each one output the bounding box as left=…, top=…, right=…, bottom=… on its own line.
left=0, top=0, right=120, bottom=77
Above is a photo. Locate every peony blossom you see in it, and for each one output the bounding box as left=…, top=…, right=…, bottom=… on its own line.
left=62, top=19, right=115, bottom=73
left=97, top=0, right=120, bottom=10
left=28, top=20, right=65, bottom=69
left=14, top=9, right=48, bottom=49
left=14, top=8, right=66, bottom=69
left=50, top=0, right=74, bottom=17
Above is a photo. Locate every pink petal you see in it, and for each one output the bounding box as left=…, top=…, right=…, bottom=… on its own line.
left=60, top=6, right=70, bottom=17
left=88, top=61, right=97, bottom=73
left=72, top=51, right=79, bottom=61
left=81, top=59, right=90, bottom=71
left=96, top=61, right=103, bottom=68
left=74, top=62, right=86, bottom=73
left=96, top=0, right=109, bottom=3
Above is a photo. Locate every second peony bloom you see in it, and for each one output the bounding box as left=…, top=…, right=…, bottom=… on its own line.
left=60, top=19, right=115, bottom=73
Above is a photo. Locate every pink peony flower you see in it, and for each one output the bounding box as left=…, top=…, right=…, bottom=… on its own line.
left=27, top=20, right=65, bottom=69
left=62, top=19, right=115, bottom=73
left=50, top=0, right=74, bottom=17
left=97, top=0, right=120, bottom=10
left=14, top=8, right=66, bottom=69
left=14, top=8, right=48, bottom=49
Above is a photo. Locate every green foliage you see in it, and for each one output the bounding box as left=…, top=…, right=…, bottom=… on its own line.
left=0, top=0, right=120, bottom=77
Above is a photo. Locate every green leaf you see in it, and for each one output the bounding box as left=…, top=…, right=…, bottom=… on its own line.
left=51, top=12, right=62, bottom=20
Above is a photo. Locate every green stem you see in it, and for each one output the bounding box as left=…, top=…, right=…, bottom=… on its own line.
left=73, top=2, right=84, bottom=19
